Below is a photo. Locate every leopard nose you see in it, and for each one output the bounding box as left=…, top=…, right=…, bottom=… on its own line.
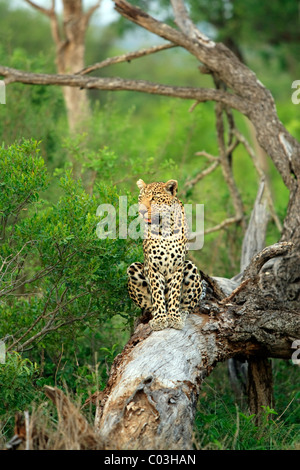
left=139, top=207, right=147, bottom=216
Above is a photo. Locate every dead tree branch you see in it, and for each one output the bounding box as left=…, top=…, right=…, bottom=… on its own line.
left=242, top=241, right=293, bottom=280
left=183, top=160, right=220, bottom=192
left=83, top=0, right=102, bottom=28
left=233, top=128, right=283, bottom=232
left=214, top=90, right=246, bottom=231
left=182, top=141, right=238, bottom=197
left=240, top=180, right=270, bottom=272
left=78, top=43, right=177, bottom=75
left=203, top=216, right=241, bottom=235
left=0, top=65, right=247, bottom=111
left=113, top=0, right=300, bottom=191
left=24, top=0, right=61, bottom=45
left=24, top=0, right=54, bottom=17
left=228, top=183, right=276, bottom=414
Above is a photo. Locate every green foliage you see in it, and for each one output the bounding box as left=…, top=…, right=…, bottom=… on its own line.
left=194, top=361, right=300, bottom=450
left=0, top=44, right=65, bottom=163
left=150, top=0, right=300, bottom=75
left=0, top=352, right=39, bottom=415
left=0, top=140, right=141, bottom=402
left=0, top=0, right=53, bottom=57
left=0, top=139, right=48, bottom=221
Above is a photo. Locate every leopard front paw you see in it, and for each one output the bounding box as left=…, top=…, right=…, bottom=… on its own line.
left=168, top=314, right=185, bottom=330
left=149, top=316, right=169, bottom=331
left=179, top=310, right=189, bottom=322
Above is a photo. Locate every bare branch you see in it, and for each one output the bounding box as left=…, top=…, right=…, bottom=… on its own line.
left=113, top=0, right=259, bottom=98
left=220, top=279, right=251, bottom=304
left=24, top=0, right=61, bottom=45
left=0, top=65, right=248, bottom=113
left=242, top=241, right=293, bottom=280
left=240, top=179, right=270, bottom=272
left=183, top=139, right=240, bottom=195
left=214, top=90, right=246, bottom=230
left=49, top=11, right=61, bottom=46
left=114, top=0, right=188, bottom=45
left=183, top=160, right=219, bottom=194
left=78, top=43, right=177, bottom=75
left=113, top=0, right=300, bottom=190
left=170, top=0, right=215, bottom=47
left=194, top=151, right=219, bottom=161
left=233, top=128, right=283, bottom=232
left=204, top=216, right=242, bottom=235
left=83, top=0, right=102, bottom=27
left=23, top=0, right=53, bottom=17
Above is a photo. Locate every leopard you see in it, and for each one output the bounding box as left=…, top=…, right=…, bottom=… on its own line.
left=127, top=178, right=206, bottom=331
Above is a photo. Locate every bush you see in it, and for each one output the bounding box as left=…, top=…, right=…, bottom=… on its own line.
left=0, top=139, right=141, bottom=399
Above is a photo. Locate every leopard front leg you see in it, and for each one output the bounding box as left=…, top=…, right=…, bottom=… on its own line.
left=167, top=265, right=186, bottom=330
left=180, top=261, right=206, bottom=314
left=127, top=262, right=152, bottom=312
left=146, top=265, right=169, bottom=331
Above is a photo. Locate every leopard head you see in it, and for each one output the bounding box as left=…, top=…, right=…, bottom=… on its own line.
left=136, top=179, right=179, bottom=225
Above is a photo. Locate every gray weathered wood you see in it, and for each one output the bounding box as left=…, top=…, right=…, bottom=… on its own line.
left=95, top=269, right=299, bottom=449
left=240, top=180, right=270, bottom=271
left=228, top=180, right=270, bottom=403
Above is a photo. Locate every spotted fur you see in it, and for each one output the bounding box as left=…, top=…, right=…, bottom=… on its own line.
left=127, top=179, right=206, bottom=331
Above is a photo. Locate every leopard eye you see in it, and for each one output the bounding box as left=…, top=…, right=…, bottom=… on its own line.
left=147, top=192, right=154, bottom=201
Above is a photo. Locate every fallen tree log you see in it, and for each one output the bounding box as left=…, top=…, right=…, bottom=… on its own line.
left=10, top=244, right=297, bottom=451
left=91, top=242, right=299, bottom=450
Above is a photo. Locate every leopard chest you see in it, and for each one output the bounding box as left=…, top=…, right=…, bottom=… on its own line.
left=143, top=237, right=187, bottom=278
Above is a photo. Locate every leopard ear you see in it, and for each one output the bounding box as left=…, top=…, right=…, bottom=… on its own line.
left=164, top=179, right=178, bottom=196
left=137, top=179, right=146, bottom=191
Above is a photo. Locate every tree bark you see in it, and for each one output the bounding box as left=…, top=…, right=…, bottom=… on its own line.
left=247, top=358, right=274, bottom=420
left=228, top=180, right=275, bottom=416
left=55, top=0, right=95, bottom=132
left=94, top=241, right=299, bottom=449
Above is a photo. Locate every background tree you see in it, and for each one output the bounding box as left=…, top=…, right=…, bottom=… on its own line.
left=24, top=0, right=102, bottom=132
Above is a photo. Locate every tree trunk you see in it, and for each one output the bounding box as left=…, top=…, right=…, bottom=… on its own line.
left=56, top=0, right=91, bottom=133
left=247, top=358, right=274, bottom=421
left=96, top=321, right=203, bottom=450
left=94, top=244, right=299, bottom=449
left=24, top=0, right=101, bottom=132
left=228, top=181, right=275, bottom=418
